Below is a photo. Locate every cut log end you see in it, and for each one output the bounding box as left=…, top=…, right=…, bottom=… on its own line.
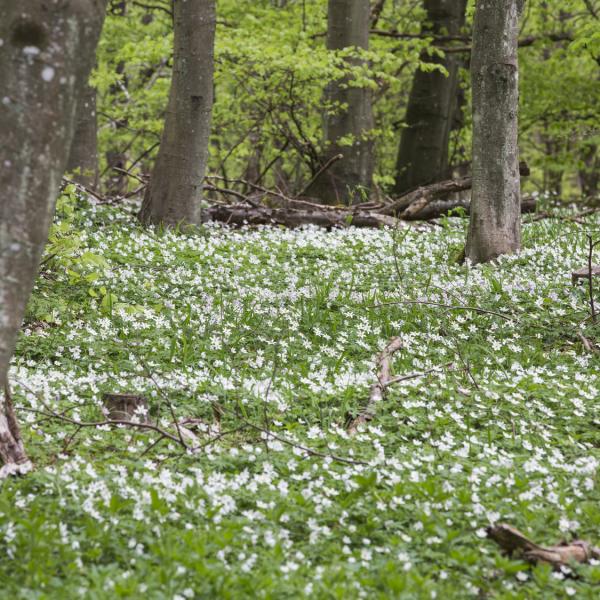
left=102, top=393, right=149, bottom=423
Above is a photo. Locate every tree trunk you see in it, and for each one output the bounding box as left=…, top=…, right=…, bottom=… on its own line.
left=465, top=0, right=523, bottom=264
left=139, top=0, right=216, bottom=227
left=579, top=143, right=599, bottom=200
left=306, top=0, right=374, bottom=206
left=0, top=0, right=108, bottom=477
left=66, top=83, right=99, bottom=190
left=394, top=0, right=467, bottom=195
left=105, top=1, right=129, bottom=197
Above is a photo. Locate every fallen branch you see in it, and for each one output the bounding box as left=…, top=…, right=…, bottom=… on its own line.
left=234, top=412, right=369, bottom=466
left=487, top=523, right=600, bottom=569
left=577, top=331, right=597, bottom=353
left=25, top=407, right=183, bottom=444
left=400, top=196, right=536, bottom=221
left=346, top=337, right=403, bottom=435
left=530, top=205, right=600, bottom=224
left=385, top=363, right=454, bottom=387
left=61, top=176, right=107, bottom=203
left=382, top=162, right=530, bottom=217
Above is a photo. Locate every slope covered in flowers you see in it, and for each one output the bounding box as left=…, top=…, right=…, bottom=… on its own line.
left=1, top=196, right=600, bottom=598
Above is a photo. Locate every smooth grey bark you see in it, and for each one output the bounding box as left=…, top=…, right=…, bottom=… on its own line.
left=66, top=83, right=99, bottom=189
left=465, top=0, right=524, bottom=264
left=307, top=0, right=374, bottom=205
left=0, top=0, right=108, bottom=477
left=139, top=0, right=216, bottom=227
left=394, top=0, right=467, bottom=194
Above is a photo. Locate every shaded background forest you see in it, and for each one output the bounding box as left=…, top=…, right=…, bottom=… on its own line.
left=88, top=0, right=600, bottom=203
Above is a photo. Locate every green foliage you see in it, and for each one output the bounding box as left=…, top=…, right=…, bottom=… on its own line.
left=92, top=1, right=599, bottom=199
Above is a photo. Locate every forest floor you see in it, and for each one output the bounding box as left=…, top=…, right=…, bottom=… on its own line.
left=2, top=190, right=600, bottom=598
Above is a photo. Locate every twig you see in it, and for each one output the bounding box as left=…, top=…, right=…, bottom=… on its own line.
left=238, top=415, right=368, bottom=466
left=140, top=361, right=188, bottom=449
left=62, top=425, right=83, bottom=452
left=346, top=337, right=403, bottom=434
left=443, top=329, right=480, bottom=391
left=111, top=166, right=147, bottom=185
left=61, top=176, right=106, bottom=203
left=384, top=363, right=455, bottom=387
left=127, top=141, right=161, bottom=171
left=578, top=331, right=596, bottom=353
left=370, top=300, right=516, bottom=322
left=21, top=407, right=183, bottom=444
left=196, top=425, right=248, bottom=451
left=205, top=174, right=293, bottom=204
left=299, top=153, right=344, bottom=198
left=131, top=1, right=173, bottom=17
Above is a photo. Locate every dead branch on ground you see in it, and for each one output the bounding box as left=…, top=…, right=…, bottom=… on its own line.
left=487, top=523, right=600, bottom=569
left=346, top=337, right=403, bottom=434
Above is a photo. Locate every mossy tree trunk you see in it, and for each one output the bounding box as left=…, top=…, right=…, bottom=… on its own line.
left=307, top=0, right=374, bottom=206
left=0, top=0, right=108, bottom=477
left=465, top=0, right=524, bottom=264
left=139, top=0, right=216, bottom=227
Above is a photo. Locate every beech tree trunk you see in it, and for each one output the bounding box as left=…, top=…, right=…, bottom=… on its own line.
left=465, top=0, right=523, bottom=264
left=139, top=0, right=216, bottom=227
left=0, top=0, right=108, bottom=476
left=394, top=0, right=467, bottom=195
left=306, top=0, right=374, bottom=206
left=66, top=83, right=99, bottom=189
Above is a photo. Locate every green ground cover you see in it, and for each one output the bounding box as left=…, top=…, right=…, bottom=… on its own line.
left=2, top=193, right=600, bottom=598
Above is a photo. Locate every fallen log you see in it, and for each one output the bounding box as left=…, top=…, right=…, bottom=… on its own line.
left=383, top=161, right=531, bottom=217
left=200, top=163, right=534, bottom=227
left=403, top=197, right=537, bottom=221
left=202, top=204, right=402, bottom=229
left=571, top=265, right=600, bottom=285
left=201, top=197, right=535, bottom=228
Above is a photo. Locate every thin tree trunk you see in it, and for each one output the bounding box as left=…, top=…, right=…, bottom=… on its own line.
left=580, top=144, right=599, bottom=200
left=105, top=1, right=129, bottom=197
left=66, top=83, right=99, bottom=190
left=465, top=0, right=523, bottom=264
left=306, top=0, right=374, bottom=206
left=0, top=0, right=108, bottom=477
left=394, top=0, right=467, bottom=194
left=139, top=0, right=216, bottom=227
